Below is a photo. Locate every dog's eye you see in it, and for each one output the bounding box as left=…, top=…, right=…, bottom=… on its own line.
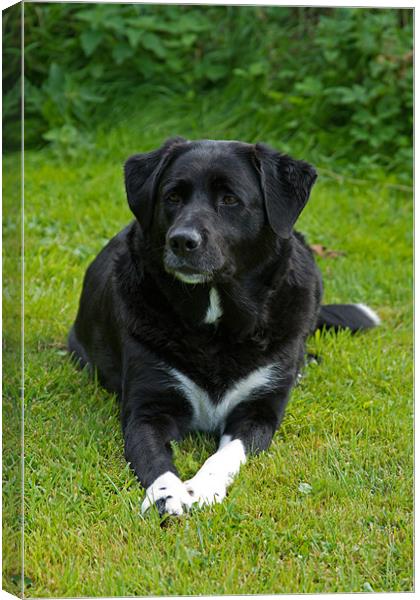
left=221, top=195, right=239, bottom=206
left=166, top=193, right=182, bottom=205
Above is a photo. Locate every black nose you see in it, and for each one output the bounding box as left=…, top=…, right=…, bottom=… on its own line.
left=168, top=228, right=203, bottom=256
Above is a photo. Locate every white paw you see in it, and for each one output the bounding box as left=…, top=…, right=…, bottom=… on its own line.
left=141, top=472, right=193, bottom=516
left=184, top=471, right=227, bottom=507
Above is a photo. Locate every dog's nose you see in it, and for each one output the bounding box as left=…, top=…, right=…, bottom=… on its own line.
left=168, top=228, right=202, bottom=256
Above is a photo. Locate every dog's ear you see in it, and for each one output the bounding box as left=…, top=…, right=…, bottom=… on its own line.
left=124, top=136, right=187, bottom=231
left=255, top=143, right=317, bottom=239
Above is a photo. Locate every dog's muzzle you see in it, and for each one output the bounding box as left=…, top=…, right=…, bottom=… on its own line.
left=164, top=226, right=219, bottom=284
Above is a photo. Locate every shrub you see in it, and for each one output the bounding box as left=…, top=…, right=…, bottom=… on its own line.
left=2, top=4, right=413, bottom=179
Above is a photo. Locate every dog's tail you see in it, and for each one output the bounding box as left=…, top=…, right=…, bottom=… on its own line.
left=316, top=303, right=380, bottom=333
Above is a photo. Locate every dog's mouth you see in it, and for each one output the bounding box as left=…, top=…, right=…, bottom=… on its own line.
left=163, top=244, right=224, bottom=285
left=164, top=265, right=213, bottom=285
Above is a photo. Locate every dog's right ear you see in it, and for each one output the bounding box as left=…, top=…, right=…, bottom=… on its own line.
left=124, top=136, right=187, bottom=231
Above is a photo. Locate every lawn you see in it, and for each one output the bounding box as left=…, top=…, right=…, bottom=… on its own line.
left=3, top=96, right=413, bottom=596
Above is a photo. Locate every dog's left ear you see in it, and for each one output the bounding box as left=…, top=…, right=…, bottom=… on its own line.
left=124, top=136, right=187, bottom=231
left=254, top=143, right=317, bottom=239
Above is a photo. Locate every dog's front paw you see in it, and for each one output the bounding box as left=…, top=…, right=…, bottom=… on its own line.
left=141, top=472, right=193, bottom=516
left=184, top=472, right=227, bottom=507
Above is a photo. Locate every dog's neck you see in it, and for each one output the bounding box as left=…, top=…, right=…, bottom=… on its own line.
left=214, top=248, right=291, bottom=337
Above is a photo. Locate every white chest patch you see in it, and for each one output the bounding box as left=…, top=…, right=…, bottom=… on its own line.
left=204, top=287, right=223, bottom=324
left=170, top=363, right=280, bottom=433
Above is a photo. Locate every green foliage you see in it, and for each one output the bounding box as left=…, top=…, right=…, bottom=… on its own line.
left=2, top=4, right=22, bottom=151
left=268, top=8, right=413, bottom=173
left=21, top=3, right=258, bottom=147
left=3, top=4, right=413, bottom=179
left=231, top=8, right=413, bottom=178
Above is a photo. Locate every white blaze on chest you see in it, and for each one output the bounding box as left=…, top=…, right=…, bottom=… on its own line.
left=170, top=363, right=279, bottom=433
left=204, top=287, right=223, bottom=324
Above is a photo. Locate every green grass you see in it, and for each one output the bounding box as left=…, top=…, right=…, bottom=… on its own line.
left=3, top=95, right=413, bottom=596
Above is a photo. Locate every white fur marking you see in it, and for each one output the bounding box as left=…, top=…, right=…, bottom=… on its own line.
left=219, top=434, right=233, bottom=449
left=173, top=272, right=209, bottom=284
left=170, top=364, right=279, bottom=433
left=185, top=437, right=246, bottom=506
left=355, top=303, right=381, bottom=326
left=170, top=369, right=213, bottom=428
left=141, top=471, right=193, bottom=515
left=204, top=287, right=223, bottom=324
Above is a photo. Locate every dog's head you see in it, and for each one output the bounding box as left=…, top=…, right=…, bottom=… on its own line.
left=124, top=138, right=317, bottom=284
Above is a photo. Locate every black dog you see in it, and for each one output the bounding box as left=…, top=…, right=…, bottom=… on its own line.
left=68, top=137, right=379, bottom=516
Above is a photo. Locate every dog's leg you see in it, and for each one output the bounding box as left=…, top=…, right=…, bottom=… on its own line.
left=123, top=412, right=193, bottom=516
left=185, top=395, right=288, bottom=507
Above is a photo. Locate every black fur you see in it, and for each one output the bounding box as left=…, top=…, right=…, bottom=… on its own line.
left=68, top=138, right=378, bottom=512
left=317, top=304, right=378, bottom=332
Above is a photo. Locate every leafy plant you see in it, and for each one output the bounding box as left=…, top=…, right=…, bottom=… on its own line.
left=2, top=3, right=413, bottom=180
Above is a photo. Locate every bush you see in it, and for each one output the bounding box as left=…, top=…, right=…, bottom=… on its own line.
left=256, top=8, right=413, bottom=173
left=3, top=4, right=413, bottom=179
left=20, top=4, right=264, bottom=145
